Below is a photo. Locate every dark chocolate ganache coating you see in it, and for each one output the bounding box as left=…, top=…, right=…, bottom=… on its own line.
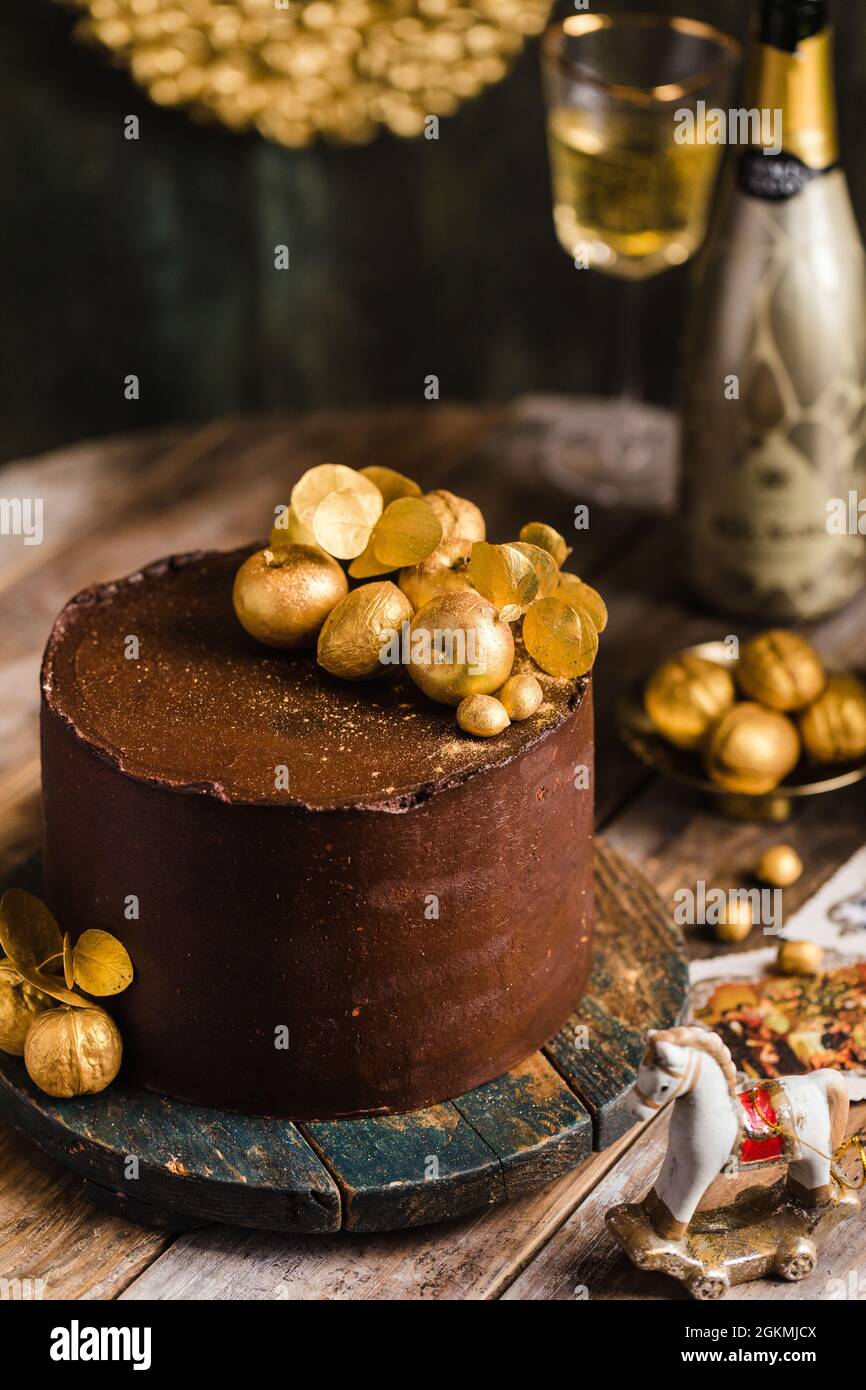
left=40, top=547, right=595, bottom=1118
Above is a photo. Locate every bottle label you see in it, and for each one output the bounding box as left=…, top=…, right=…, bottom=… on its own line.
left=738, top=150, right=831, bottom=201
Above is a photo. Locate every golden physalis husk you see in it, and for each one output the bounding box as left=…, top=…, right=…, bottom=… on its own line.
left=757, top=844, right=803, bottom=888
left=737, top=630, right=826, bottom=712
left=24, top=1005, right=122, bottom=1098
left=311, top=484, right=384, bottom=560
left=0, top=960, right=56, bottom=1056
left=359, top=466, right=421, bottom=507
left=518, top=521, right=572, bottom=568
left=317, top=581, right=413, bottom=680
left=72, top=930, right=134, bottom=997
left=523, top=596, right=599, bottom=679
left=0, top=890, right=85, bottom=1008
left=233, top=545, right=348, bottom=649
left=291, top=463, right=383, bottom=529
left=703, top=702, right=801, bottom=795
left=269, top=504, right=316, bottom=550
left=498, top=673, right=543, bottom=721
left=510, top=542, right=558, bottom=599
left=555, top=573, right=608, bottom=634
left=457, top=694, right=510, bottom=738
left=349, top=496, right=443, bottom=576
left=408, top=591, right=515, bottom=706
left=799, top=674, right=866, bottom=763
left=645, top=654, right=736, bottom=752
left=468, top=541, right=538, bottom=622
left=398, top=555, right=475, bottom=610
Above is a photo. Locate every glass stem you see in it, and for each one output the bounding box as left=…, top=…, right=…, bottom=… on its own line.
left=617, top=277, right=649, bottom=471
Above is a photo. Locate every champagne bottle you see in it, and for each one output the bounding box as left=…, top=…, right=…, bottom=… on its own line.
left=680, top=0, right=866, bottom=620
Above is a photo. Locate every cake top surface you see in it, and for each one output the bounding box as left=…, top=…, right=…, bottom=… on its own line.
left=42, top=547, right=586, bottom=811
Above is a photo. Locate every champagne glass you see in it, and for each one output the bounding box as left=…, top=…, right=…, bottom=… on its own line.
left=540, top=13, right=740, bottom=505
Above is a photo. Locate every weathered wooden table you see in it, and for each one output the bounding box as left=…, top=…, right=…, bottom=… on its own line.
left=1, top=406, right=863, bottom=1300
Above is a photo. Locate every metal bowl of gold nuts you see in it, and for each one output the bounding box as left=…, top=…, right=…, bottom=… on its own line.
left=617, top=631, right=866, bottom=821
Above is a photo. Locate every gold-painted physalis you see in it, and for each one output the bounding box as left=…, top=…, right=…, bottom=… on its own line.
left=0, top=889, right=132, bottom=1098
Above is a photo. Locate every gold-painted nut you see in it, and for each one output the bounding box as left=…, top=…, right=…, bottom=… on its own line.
left=714, top=898, right=753, bottom=943
left=497, top=673, right=543, bottom=721
left=456, top=694, right=510, bottom=738
left=703, top=703, right=801, bottom=795
left=0, top=960, right=56, bottom=1056
left=644, top=654, right=736, bottom=752
left=737, top=630, right=826, bottom=712
left=24, top=1005, right=122, bottom=1098
left=799, top=674, right=866, bottom=764
left=757, top=844, right=803, bottom=888
left=398, top=554, right=474, bottom=610
left=422, top=489, right=485, bottom=562
left=233, top=545, right=348, bottom=649
left=317, top=581, right=413, bottom=680
left=776, top=940, right=823, bottom=976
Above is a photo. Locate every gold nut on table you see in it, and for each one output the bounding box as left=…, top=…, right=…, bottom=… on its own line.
left=644, top=654, right=736, bottom=752
left=757, top=844, right=803, bottom=888
left=736, top=630, right=826, bottom=712
left=714, top=898, right=754, bottom=943
left=703, top=702, right=801, bottom=795
left=776, top=940, right=823, bottom=976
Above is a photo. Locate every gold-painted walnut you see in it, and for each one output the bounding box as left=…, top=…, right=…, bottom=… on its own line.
left=799, top=674, right=866, bottom=763
left=704, top=703, right=800, bottom=795
left=317, top=580, right=413, bottom=680
left=233, top=545, right=348, bottom=649
left=645, top=655, right=736, bottom=752
left=24, top=1005, right=123, bottom=1098
left=0, top=960, right=56, bottom=1056
left=737, top=631, right=826, bottom=712
left=407, top=591, right=514, bottom=706
left=398, top=554, right=474, bottom=610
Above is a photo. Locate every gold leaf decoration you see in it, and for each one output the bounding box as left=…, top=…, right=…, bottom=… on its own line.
left=554, top=573, right=609, bottom=634
left=73, top=930, right=135, bottom=998
left=510, top=541, right=558, bottom=599
left=291, top=464, right=382, bottom=529
left=468, top=542, right=538, bottom=622
left=12, top=961, right=91, bottom=1010
left=312, top=486, right=383, bottom=560
left=372, top=497, right=443, bottom=567
left=63, top=933, right=75, bottom=991
left=518, top=521, right=572, bottom=567
left=269, top=505, right=316, bottom=550
left=359, top=467, right=421, bottom=507
left=348, top=537, right=394, bottom=580
left=0, top=889, right=62, bottom=972
left=523, top=596, right=599, bottom=679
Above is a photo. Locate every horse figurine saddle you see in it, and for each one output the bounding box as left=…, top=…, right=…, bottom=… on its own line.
left=725, top=1078, right=801, bottom=1173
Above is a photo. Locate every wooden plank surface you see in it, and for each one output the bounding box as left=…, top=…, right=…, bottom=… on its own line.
left=1, top=408, right=864, bottom=1301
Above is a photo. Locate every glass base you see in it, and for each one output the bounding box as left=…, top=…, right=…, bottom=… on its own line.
left=520, top=395, right=679, bottom=509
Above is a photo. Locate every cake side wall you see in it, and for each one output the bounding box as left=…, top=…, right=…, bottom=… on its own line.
left=40, top=688, right=594, bottom=1119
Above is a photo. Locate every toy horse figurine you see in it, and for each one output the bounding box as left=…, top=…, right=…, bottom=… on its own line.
left=606, top=1025, right=862, bottom=1300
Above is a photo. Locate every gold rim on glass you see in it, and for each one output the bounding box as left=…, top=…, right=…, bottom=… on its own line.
left=542, top=13, right=742, bottom=107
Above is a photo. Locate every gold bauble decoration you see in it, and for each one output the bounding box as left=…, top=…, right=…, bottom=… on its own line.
left=737, top=630, right=826, bottom=712
left=233, top=544, right=348, bottom=649
left=24, top=1006, right=123, bottom=1098
left=799, top=674, right=866, bottom=763
left=456, top=693, right=510, bottom=737
left=398, top=554, right=474, bottom=609
left=757, top=844, right=803, bottom=888
left=777, top=940, right=823, bottom=977
left=0, top=960, right=56, bottom=1057
left=317, top=579, right=413, bottom=679
left=645, top=655, right=736, bottom=752
left=62, top=0, right=554, bottom=148
left=714, top=899, right=753, bottom=944
left=703, top=702, right=801, bottom=795
left=497, top=672, right=542, bottom=721
left=407, top=590, right=514, bottom=706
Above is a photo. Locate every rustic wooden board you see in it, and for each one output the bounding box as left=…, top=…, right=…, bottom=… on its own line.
left=0, top=841, right=686, bottom=1234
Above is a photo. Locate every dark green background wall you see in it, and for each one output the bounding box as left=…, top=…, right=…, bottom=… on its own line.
left=3, top=0, right=866, bottom=461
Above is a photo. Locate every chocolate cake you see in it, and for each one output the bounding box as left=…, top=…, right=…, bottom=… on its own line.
left=40, top=546, right=595, bottom=1119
